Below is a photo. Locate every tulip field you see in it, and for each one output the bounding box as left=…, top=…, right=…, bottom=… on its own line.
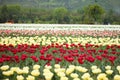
left=0, top=25, right=120, bottom=80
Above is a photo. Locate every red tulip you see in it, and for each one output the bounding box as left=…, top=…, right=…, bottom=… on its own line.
left=51, top=43, right=55, bottom=47
left=55, top=57, right=62, bottom=62
left=29, top=48, right=36, bottom=53
left=0, top=47, right=5, bottom=52
left=98, top=50, right=103, bottom=53
left=96, top=55, right=102, bottom=61
left=30, top=56, right=38, bottom=62
left=78, top=56, right=84, bottom=64
left=39, top=55, right=46, bottom=60
left=101, top=53, right=108, bottom=58
left=73, top=49, right=79, bottom=53
left=5, top=57, right=11, bottom=61
left=103, top=50, right=108, bottom=54
left=21, top=54, right=28, bottom=60
left=46, top=54, right=53, bottom=61
left=11, top=49, right=18, bottom=54
left=80, top=47, right=85, bottom=52
left=71, top=53, right=79, bottom=57
left=40, top=50, right=45, bottom=55
left=46, top=45, right=51, bottom=49
left=106, top=45, right=111, bottom=49
left=112, top=48, right=116, bottom=51
left=117, top=45, right=120, bottom=48
left=67, top=57, right=74, bottom=62
left=64, top=56, right=74, bottom=62
left=46, top=62, right=51, bottom=66
left=111, top=51, right=117, bottom=54
left=0, top=58, right=4, bottom=63
left=108, top=56, right=116, bottom=64
left=52, top=50, right=58, bottom=53
left=65, top=43, right=69, bottom=48
left=86, top=56, right=95, bottom=63
left=13, top=55, right=19, bottom=63
left=59, top=48, right=66, bottom=54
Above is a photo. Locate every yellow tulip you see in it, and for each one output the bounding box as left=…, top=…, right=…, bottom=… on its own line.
left=31, top=70, right=40, bottom=76
left=60, top=76, right=68, bottom=80
left=70, top=73, right=78, bottom=78
left=57, top=72, right=66, bottom=77
left=106, top=70, right=113, bottom=75
left=114, top=75, right=120, bottom=80
left=54, top=64, right=60, bottom=69
left=33, top=64, right=40, bottom=70
left=0, top=65, right=9, bottom=71
left=97, top=73, right=108, bottom=80
left=105, top=65, right=111, bottom=70
left=66, top=68, right=74, bottom=75
left=3, top=71, right=13, bottom=76
left=26, top=75, right=35, bottom=80
left=16, top=75, right=24, bottom=80
left=92, top=68, right=101, bottom=74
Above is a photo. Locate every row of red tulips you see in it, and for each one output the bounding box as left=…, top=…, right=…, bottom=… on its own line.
left=0, top=43, right=120, bottom=66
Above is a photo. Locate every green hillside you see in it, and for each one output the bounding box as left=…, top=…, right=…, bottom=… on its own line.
left=0, top=0, right=120, bottom=24
left=0, top=0, right=120, bottom=13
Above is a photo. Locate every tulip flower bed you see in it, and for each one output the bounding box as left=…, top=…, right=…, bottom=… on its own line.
left=0, top=29, right=120, bottom=37
left=0, top=29, right=120, bottom=80
left=1, top=64, right=120, bottom=80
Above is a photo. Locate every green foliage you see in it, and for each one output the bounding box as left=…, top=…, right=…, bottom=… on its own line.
left=103, top=10, right=120, bottom=24
left=0, top=4, right=21, bottom=23
left=7, top=5, right=21, bottom=22
left=83, top=4, right=105, bottom=24
left=0, top=0, right=120, bottom=13
left=52, top=7, right=70, bottom=23
left=0, top=3, right=119, bottom=24
left=0, top=5, right=9, bottom=23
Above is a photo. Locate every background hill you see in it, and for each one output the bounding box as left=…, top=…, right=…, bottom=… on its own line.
left=0, top=0, right=120, bottom=13
left=0, top=0, right=120, bottom=24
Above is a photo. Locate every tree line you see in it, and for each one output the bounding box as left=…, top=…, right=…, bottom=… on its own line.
left=0, top=4, right=120, bottom=24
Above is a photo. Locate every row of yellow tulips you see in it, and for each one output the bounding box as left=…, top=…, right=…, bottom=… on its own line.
left=0, top=36, right=120, bottom=46
left=1, top=64, right=120, bottom=80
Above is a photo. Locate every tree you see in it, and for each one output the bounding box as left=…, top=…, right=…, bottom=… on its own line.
left=52, top=7, right=70, bottom=23
left=103, top=9, right=114, bottom=24
left=83, top=4, right=105, bottom=24
left=0, top=5, right=8, bottom=23
left=7, top=5, right=21, bottom=23
left=0, top=4, right=21, bottom=23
